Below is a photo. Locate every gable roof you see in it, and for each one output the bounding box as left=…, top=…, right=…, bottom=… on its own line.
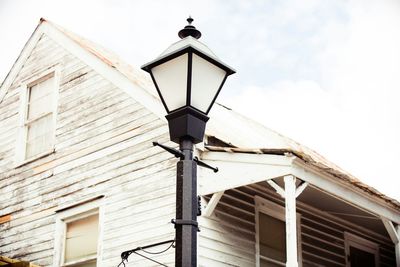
left=1, top=18, right=399, bottom=211
left=0, top=18, right=165, bottom=120
left=45, top=19, right=156, bottom=95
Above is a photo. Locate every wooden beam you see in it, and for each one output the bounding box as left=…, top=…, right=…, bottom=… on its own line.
left=199, top=152, right=294, bottom=195
left=381, top=217, right=400, bottom=243
left=295, top=181, right=308, bottom=198
left=284, top=175, right=299, bottom=267
left=0, top=214, right=11, bottom=224
left=200, top=151, right=400, bottom=225
left=381, top=218, right=400, bottom=266
left=397, top=226, right=400, bottom=267
left=203, top=191, right=224, bottom=217
left=267, top=180, right=285, bottom=198
left=0, top=256, right=40, bottom=267
left=291, top=161, right=400, bottom=225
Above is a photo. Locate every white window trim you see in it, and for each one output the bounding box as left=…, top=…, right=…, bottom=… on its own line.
left=15, top=66, right=60, bottom=166
left=344, top=232, right=379, bottom=267
left=53, top=197, right=104, bottom=267
left=255, top=196, right=303, bottom=267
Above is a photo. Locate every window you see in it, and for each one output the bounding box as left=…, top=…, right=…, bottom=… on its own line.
left=255, top=196, right=302, bottom=267
left=26, top=74, right=55, bottom=158
left=64, top=212, right=99, bottom=266
left=345, top=232, right=379, bottom=267
left=54, top=198, right=103, bottom=267
left=17, top=70, right=58, bottom=164
left=259, top=212, right=286, bottom=266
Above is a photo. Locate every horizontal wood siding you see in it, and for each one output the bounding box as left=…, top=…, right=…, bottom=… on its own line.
left=199, top=188, right=256, bottom=266
left=0, top=33, right=176, bottom=266
left=199, top=182, right=396, bottom=266
left=0, top=31, right=397, bottom=267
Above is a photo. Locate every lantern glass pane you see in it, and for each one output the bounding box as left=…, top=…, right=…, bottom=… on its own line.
left=151, top=53, right=188, bottom=112
left=191, top=54, right=226, bottom=113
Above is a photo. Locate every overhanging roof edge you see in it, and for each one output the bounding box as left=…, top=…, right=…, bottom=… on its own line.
left=203, top=145, right=400, bottom=212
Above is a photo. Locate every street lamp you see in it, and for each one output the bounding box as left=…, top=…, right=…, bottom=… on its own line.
left=142, top=17, right=235, bottom=267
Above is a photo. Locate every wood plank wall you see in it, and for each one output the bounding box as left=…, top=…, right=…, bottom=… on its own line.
left=0, top=32, right=396, bottom=267
left=0, top=33, right=177, bottom=266
left=199, top=183, right=396, bottom=266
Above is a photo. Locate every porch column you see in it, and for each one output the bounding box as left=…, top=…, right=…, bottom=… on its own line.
left=284, top=175, right=298, bottom=267
left=381, top=217, right=400, bottom=267
left=396, top=225, right=400, bottom=267
left=393, top=224, right=400, bottom=267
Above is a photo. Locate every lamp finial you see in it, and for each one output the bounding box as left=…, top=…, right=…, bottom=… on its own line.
left=178, top=17, right=201, bottom=39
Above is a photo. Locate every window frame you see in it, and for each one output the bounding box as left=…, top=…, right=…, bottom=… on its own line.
left=344, top=232, right=379, bottom=267
left=15, top=66, right=60, bottom=166
left=53, top=198, right=104, bottom=267
left=255, top=196, right=303, bottom=267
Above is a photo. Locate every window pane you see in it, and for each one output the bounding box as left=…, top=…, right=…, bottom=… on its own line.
left=28, top=76, right=54, bottom=120
left=191, top=53, right=226, bottom=113
left=27, top=114, right=52, bottom=141
left=259, top=212, right=286, bottom=263
left=26, top=114, right=53, bottom=158
left=29, top=76, right=54, bottom=101
left=65, top=214, right=99, bottom=263
left=27, top=92, right=53, bottom=119
left=350, top=246, right=376, bottom=267
left=151, top=54, right=188, bottom=112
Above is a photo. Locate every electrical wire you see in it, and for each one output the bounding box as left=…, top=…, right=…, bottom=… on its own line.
left=140, top=239, right=175, bottom=255
left=117, top=259, right=126, bottom=267
left=117, top=239, right=175, bottom=267
left=133, top=251, right=169, bottom=266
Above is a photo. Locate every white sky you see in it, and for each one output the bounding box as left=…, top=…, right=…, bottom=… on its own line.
left=0, top=0, right=399, bottom=200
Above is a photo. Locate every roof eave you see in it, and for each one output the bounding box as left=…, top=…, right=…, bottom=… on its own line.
left=0, top=18, right=46, bottom=104
left=204, top=145, right=400, bottom=214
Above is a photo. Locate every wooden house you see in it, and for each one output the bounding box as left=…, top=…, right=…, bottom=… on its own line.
left=0, top=18, right=399, bottom=267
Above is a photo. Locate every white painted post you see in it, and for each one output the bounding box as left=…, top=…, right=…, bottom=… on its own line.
left=396, top=225, right=400, bottom=267
left=203, top=191, right=224, bottom=217
left=382, top=218, right=400, bottom=267
left=284, top=175, right=298, bottom=267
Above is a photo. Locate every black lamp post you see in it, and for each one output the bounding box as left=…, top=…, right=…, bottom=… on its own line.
left=141, top=17, right=235, bottom=267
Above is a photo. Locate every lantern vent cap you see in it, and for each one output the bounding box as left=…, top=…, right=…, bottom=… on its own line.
left=141, top=36, right=235, bottom=75
left=178, top=17, right=202, bottom=39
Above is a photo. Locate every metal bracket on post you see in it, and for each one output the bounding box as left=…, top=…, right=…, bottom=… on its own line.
left=194, top=156, right=218, bottom=172
left=153, top=141, right=184, bottom=158
left=171, top=219, right=199, bottom=227
left=153, top=141, right=218, bottom=172
left=197, top=196, right=202, bottom=216
left=171, top=219, right=200, bottom=232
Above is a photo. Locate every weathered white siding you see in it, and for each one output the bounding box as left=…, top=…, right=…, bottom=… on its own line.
left=1, top=28, right=397, bottom=267
left=199, top=183, right=396, bottom=267
left=0, top=33, right=177, bottom=266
